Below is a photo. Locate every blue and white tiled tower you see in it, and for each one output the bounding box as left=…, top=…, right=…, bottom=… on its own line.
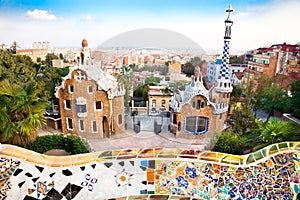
left=168, top=5, right=236, bottom=141
left=215, top=5, right=233, bottom=93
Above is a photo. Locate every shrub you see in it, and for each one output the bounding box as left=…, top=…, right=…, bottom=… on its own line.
left=25, top=134, right=89, bottom=154
left=212, top=131, right=246, bottom=155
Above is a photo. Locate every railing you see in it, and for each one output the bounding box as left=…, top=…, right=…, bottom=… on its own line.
left=131, top=107, right=148, bottom=115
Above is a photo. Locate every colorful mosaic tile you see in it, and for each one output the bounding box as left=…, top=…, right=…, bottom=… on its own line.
left=0, top=142, right=300, bottom=199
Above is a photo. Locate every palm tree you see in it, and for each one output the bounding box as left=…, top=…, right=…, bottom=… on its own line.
left=119, top=65, right=134, bottom=112
left=10, top=41, right=19, bottom=54
left=259, top=118, right=299, bottom=144
left=0, top=80, right=49, bottom=146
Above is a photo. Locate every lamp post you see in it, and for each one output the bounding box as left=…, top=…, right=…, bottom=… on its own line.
left=161, top=111, right=164, bottom=131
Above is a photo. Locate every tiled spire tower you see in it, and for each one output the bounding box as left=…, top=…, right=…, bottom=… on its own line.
left=219, top=40, right=230, bottom=80
left=215, top=5, right=233, bottom=93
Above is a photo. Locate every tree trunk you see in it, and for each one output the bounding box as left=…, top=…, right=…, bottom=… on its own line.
left=265, top=113, right=272, bottom=124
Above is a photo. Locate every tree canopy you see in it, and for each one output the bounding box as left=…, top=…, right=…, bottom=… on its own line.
left=119, top=65, right=134, bottom=109
left=181, top=56, right=205, bottom=77
left=36, top=66, right=69, bottom=101
left=257, top=118, right=299, bottom=144
left=145, top=76, right=161, bottom=85
left=44, top=53, right=59, bottom=67
left=0, top=50, right=36, bottom=84
left=229, top=55, right=244, bottom=64
left=0, top=50, right=52, bottom=146
left=0, top=80, right=49, bottom=146
left=291, top=80, right=300, bottom=118
left=133, top=84, right=148, bottom=102
left=212, top=131, right=246, bottom=155
left=132, top=65, right=168, bottom=75
left=10, top=41, right=19, bottom=54
left=254, top=76, right=289, bottom=122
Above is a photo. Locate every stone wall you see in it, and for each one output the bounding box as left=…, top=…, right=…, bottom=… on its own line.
left=112, top=96, right=125, bottom=134
left=0, top=142, right=299, bottom=199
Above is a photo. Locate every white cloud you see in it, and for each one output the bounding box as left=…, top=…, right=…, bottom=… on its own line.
left=26, top=9, right=58, bottom=21
left=231, top=0, right=300, bottom=52
left=84, top=15, right=93, bottom=21
left=2, top=0, right=299, bottom=53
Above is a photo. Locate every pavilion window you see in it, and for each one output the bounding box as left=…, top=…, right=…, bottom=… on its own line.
left=95, top=101, right=103, bottom=110
left=67, top=118, right=73, bottom=130
left=65, top=100, right=71, bottom=109
left=184, top=116, right=208, bottom=135
left=91, top=120, right=98, bottom=133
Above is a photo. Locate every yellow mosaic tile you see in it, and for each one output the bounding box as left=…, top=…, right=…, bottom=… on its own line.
left=158, top=148, right=182, bottom=158
left=137, top=148, right=157, bottom=158
left=221, top=155, right=242, bottom=165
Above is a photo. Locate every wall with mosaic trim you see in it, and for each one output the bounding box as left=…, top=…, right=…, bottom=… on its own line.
left=0, top=142, right=300, bottom=200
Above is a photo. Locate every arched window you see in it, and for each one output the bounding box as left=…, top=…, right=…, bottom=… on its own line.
left=184, top=116, right=209, bottom=135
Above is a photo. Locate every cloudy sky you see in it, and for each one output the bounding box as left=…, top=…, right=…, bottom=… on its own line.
left=0, top=0, right=299, bottom=54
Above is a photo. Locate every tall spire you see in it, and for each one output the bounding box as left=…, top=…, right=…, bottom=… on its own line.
left=79, top=39, right=91, bottom=66
left=215, top=5, right=233, bottom=93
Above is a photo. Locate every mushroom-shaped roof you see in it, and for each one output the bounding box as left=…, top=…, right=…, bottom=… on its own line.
left=82, top=39, right=88, bottom=47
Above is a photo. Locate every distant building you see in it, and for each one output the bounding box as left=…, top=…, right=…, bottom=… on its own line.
left=231, top=72, right=244, bottom=86
left=169, top=73, right=191, bottom=82
left=207, top=62, right=220, bottom=83
left=16, top=49, right=48, bottom=62
left=201, top=62, right=208, bottom=77
left=241, top=43, right=300, bottom=91
left=148, top=86, right=172, bottom=115
left=0, top=44, right=8, bottom=50
left=55, top=39, right=126, bottom=138
left=247, top=43, right=300, bottom=76
left=207, top=63, right=246, bottom=85
left=247, top=52, right=278, bottom=77
left=32, top=41, right=53, bottom=53
left=241, top=68, right=261, bottom=91
left=54, top=48, right=80, bottom=62
left=16, top=41, right=53, bottom=62
left=51, top=59, right=64, bottom=68
left=169, top=61, right=181, bottom=73
left=169, top=61, right=191, bottom=82
left=229, top=64, right=246, bottom=86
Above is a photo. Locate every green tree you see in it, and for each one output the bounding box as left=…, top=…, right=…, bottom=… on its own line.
left=190, top=56, right=204, bottom=67
left=132, top=65, right=168, bottom=75
left=230, top=85, right=243, bottom=110
left=44, top=53, right=59, bottom=67
left=0, top=80, right=49, bottom=146
left=145, top=76, right=161, bottom=85
left=181, top=62, right=195, bottom=77
left=254, top=76, right=287, bottom=122
left=229, top=55, right=244, bottom=64
left=0, top=50, right=36, bottom=84
left=59, top=53, right=64, bottom=60
left=10, top=41, right=19, bottom=54
left=36, top=66, right=69, bottom=101
left=258, top=118, right=299, bottom=144
left=182, top=57, right=205, bottom=77
left=228, top=102, right=258, bottom=134
left=212, top=131, right=246, bottom=155
left=291, top=80, right=300, bottom=118
left=119, top=65, right=134, bottom=109
left=36, top=57, right=42, bottom=63
left=133, top=84, right=148, bottom=101
left=228, top=82, right=258, bottom=134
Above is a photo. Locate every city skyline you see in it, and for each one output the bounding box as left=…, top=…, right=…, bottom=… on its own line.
left=1, top=0, right=299, bottom=54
